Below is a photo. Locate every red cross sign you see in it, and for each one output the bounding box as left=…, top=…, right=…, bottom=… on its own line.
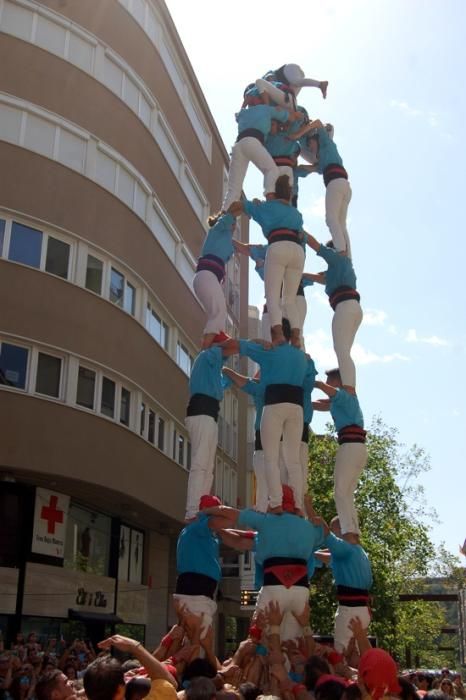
left=40, top=495, right=64, bottom=534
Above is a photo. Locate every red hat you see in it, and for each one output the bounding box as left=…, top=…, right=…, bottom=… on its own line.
left=358, top=649, right=401, bottom=700
left=282, top=485, right=296, bottom=513
left=315, top=674, right=349, bottom=689
left=199, top=494, right=222, bottom=510
left=212, top=331, right=231, bottom=344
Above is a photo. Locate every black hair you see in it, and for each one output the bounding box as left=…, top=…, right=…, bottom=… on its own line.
left=239, top=683, right=261, bottom=700
left=325, top=368, right=341, bottom=382
left=315, top=680, right=346, bottom=700
left=185, top=678, right=216, bottom=700
left=342, top=686, right=362, bottom=700
left=398, top=677, right=419, bottom=700
left=83, top=657, right=124, bottom=700
left=274, top=174, right=292, bottom=201
left=35, top=670, right=63, bottom=700
left=304, top=656, right=331, bottom=691
left=424, top=692, right=450, bottom=700
left=282, top=317, right=292, bottom=341
left=207, top=211, right=222, bottom=228
left=417, top=674, right=434, bottom=689
left=125, top=677, right=151, bottom=700
left=182, top=658, right=217, bottom=683
left=326, top=240, right=335, bottom=249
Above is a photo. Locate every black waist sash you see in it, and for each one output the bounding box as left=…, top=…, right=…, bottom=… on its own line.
left=265, top=384, right=303, bottom=406
left=337, top=424, right=367, bottom=445
left=329, top=286, right=361, bottom=311
left=196, top=254, right=225, bottom=282
left=263, top=557, right=308, bottom=588
left=301, top=423, right=309, bottom=443
left=176, top=572, right=218, bottom=599
left=237, top=128, right=265, bottom=145
left=273, top=155, right=295, bottom=167
left=268, top=228, right=303, bottom=245
left=187, top=393, right=220, bottom=422
left=336, top=585, right=370, bottom=606
left=323, top=164, right=348, bottom=187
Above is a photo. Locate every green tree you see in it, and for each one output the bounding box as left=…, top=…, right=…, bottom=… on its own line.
left=307, top=417, right=463, bottom=666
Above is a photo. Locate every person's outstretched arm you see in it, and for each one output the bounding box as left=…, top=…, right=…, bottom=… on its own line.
left=222, top=367, right=249, bottom=388
left=98, top=635, right=177, bottom=687
left=314, top=380, right=337, bottom=398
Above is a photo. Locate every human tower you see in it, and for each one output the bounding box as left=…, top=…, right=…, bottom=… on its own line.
left=176, top=63, right=371, bottom=652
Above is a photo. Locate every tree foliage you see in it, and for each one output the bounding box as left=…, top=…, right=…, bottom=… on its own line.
left=306, top=417, right=463, bottom=666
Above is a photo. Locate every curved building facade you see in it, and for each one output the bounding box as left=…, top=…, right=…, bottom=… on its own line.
left=0, top=0, right=250, bottom=651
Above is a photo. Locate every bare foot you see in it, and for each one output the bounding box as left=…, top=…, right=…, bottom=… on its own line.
left=320, top=81, right=328, bottom=99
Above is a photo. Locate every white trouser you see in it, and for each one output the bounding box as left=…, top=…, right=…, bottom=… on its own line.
left=279, top=438, right=309, bottom=510
left=261, top=403, right=304, bottom=509
left=334, top=442, right=368, bottom=534
left=325, top=179, right=352, bottom=255
left=193, top=270, right=227, bottom=335
left=264, top=242, right=305, bottom=328
left=222, top=137, right=279, bottom=209
left=334, top=604, right=370, bottom=653
left=276, top=165, right=294, bottom=188
left=256, top=584, right=309, bottom=640
left=172, top=594, right=217, bottom=639
left=332, top=299, right=363, bottom=388
left=296, top=295, right=307, bottom=347
left=253, top=449, right=268, bottom=513
left=255, top=78, right=297, bottom=108
left=185, top=415, right=218, bottom=519
left=282, top=64, right=321, bottom=90
left=261, top=310, right=271, bottom=341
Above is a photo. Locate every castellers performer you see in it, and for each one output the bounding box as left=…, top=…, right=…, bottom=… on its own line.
left=193, top=212, right=236, bottom=349
left=229, top=175, right=305, bottom=347
left=201, top=485, right=326, bottom=641
left=291, top=119, right=352, bottom=256
left=255, top=64, right=328, bottom=108
left=313, top=368, right=367, bottom=538
left=305, top=232, right=362, bottom=388
left=174, top=495, right=224, bottom=639
left=222, top=103, right=302, bottom=210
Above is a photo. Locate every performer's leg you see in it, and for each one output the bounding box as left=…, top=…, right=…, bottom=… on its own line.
left=242, top=137, right=280, bottom=198
left=261, top=310, right=271, bottom=341
left=334, top=604, right=370, bottom=653
left=173, top=594, right=217, bottom=639
left=334, top=443, right=368, bottom=534
left=338, top=181, right=352, bottom=258
left=185, top=415, right=218, bottom=520
left=282, top=244, right=305, bottom=339
left=261, top=404, right=286, bottom=510
left=300, top=439, right=309, bottom=507
left=332, top=300, right=363, bottom=388
left=325, top=179, right=348, bottom=253
left=253, top=449, right=268, bottom=512
left=264, top=242, right=288, bottom=329
left=222, top=140, right=250, bottom=210
left=282, top=404, right=305, bottom=510
left=193, top=270, right=227, bottom=336
left=202, top=419, right=219, bottom=496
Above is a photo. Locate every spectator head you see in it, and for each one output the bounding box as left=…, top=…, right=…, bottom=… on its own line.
left=424, top=692, right=450, bottom=700
left=182, top=659, right=217, bottom=685
left=41, top=655, right=58, bottom=674
left=439, top=680, right=454, bottom=697
left=416, top=675, right=434, bottom=692
left=84, top=657, right=125, bottom=700
left=35, top=670, right=77, bottom=700
left=186, top=678, right=216, bottom=700
left=397, top=677, right=418, bottom=700
left=342, top=686, right=362, bottom=700
left=315, top=675, right=348, bottom=700
left=304, top=656, right=331, bottom=691
left=358, top=649, right=401, bottom=700
left=239, top=683, right=261, bottom=700
left=63, top=664, right=77, bottom=681
left=125, top=677, right=151, bottom=700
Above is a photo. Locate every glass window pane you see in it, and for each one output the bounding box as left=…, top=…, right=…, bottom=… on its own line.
left=35, top=353, right=61, bottom=397
left=77, top=367, right=95, bottom=409
left=0, top=219, right=5, bottom=255
left=172, top=430, right=177, bottom=460
left=45, top=237, right=70, bottom=279
left=120, top=387, right=130, bottom=426
left=9, top=222, right=42, bottom=268
left=110, top=267, right=124, bottom=307
left=124, top=282, right=136, bottom=315
left=148, top=410, right=155, bottom=444
left=140, top=402, right=145, bottom=435
left=178, top=434, right=184, bottom=465
left=85, top=255, right=103, bottom=294
left=64, top=503, right=111, bottom=576
left=157, top=417, right=165, bottom=451
left=101, top=376, right=115, bottom=418
left=0, top=343, right=28, bottom=389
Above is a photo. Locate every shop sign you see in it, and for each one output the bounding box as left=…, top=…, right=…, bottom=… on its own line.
left=31, top=488, right=69, bottom=558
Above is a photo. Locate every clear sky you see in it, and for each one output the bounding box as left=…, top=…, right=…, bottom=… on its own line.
left=165, top=0, right=466, bottom=560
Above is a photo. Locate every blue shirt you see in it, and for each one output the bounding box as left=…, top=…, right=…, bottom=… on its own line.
left=239, top=341, right=314, bottom=392
left=176, top=514, right=221, bottom=582
left=200, top=213, right=235, bottom=263
left=236, top=105, right=289, bottom=138
left=238, top=510, right=325, bottom=573
left=250, top=244, right=266, bottom=282
left=330, top=389, right=364, bottom=431
left=317, top=244, right=357, bottom=296
left=324, top=532, right=373, bottom=590
left=314, top=127, right=344, bottom=174
left=244, top=200, right=304, bottom=239
left=241, top=379, right=264, bottom=431
left=303, top=357, right=317, bottom=424
left=189, top=347, right=225, bottom=400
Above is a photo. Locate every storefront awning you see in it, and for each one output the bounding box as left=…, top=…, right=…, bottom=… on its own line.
left=68, top=609, right=123, bottom=624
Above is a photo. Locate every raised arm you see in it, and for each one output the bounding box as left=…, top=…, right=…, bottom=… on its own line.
left=233, top=239, right=251, bottom=256
left=222, top=367, right=249, bottom=389
left=314, top=379, right=337, bottom=398
left=218, top=528, right=255, bottom=551
left=304, top=231, right=321, bottom=253
left=97, top=635, right=177, bottom=687
left=312, top=398, right=331, bottom=411
left=203, top=505, right=240, bottom=529
left=302, top=272, right=325, bottom=285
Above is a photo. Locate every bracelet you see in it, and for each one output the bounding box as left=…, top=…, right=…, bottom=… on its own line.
left=301, top=626, right=312, bottom=637
left=161, top=635, right=173, bottom=647
left=292, top=684, right=307, bottom=697
left=269, top=625, right=281, bottom=635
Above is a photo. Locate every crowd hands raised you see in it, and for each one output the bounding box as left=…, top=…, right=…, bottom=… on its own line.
left=2, top=613, right=463, bottom=700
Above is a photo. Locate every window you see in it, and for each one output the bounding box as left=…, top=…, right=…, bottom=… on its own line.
left=8, top=222, right=42, bottom=268
left=146, top=305, right=168, bottom=349
left=148, top=409, right=155, bottom=444
left=120, top=387, right=131, bottom=426
left=173, top=432, right=185, bottom=466
left=45, top=236, right=70, bottom=279
left=64, top=503, right=111, bottom=576
left=110, top=268, right=136, bottom=316
left=0, top=342, right=28, bottom=389
left=176, top=342, right=192, bottom=376
left=85, top=255, right=103, bottom=294
left=101, top=376, right=115, bottom=418
left=35, top=353, right=61, bottom=397
left=157, top=416, right=165, bottom=451
left=77, top=366, right=95, bottom=409
left=140, top=402, right=145, bottom=436
left=117, top=525, right=144, bottom=584
left=0, top=219, right=5, bottom=255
